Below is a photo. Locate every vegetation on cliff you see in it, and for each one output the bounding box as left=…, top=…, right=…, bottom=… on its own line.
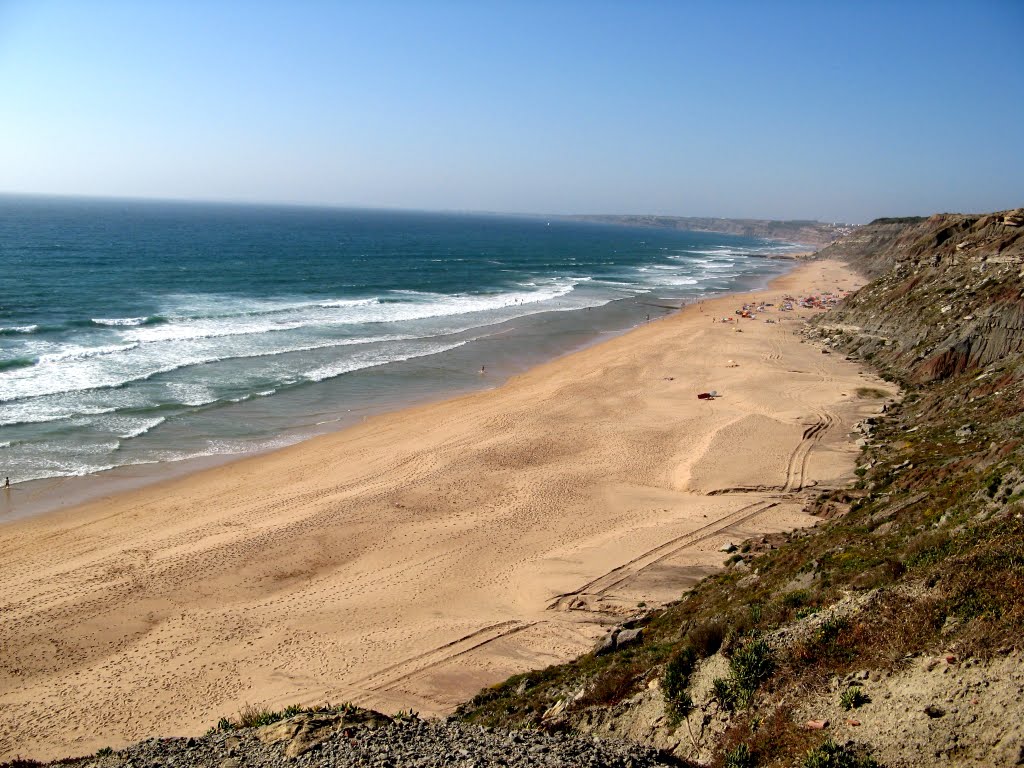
left=458, top=209, right=1024, bottom=767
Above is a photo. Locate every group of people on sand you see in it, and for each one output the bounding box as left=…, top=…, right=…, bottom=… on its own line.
left=709, top=288, right=850, bottom=325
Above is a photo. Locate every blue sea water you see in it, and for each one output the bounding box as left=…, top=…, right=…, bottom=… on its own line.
left=0, top=196, right=802, bottom=487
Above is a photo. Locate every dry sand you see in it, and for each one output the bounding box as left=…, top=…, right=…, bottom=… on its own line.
left=0, top=259, right=895, bottom=761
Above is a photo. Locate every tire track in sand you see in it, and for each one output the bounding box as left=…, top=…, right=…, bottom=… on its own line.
left=546, top=498, right=779, bottom=611
left=344, top=620, right=539, bottom=698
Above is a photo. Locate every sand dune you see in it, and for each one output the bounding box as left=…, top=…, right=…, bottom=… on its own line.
left=0, top=259, right=895, bottom=760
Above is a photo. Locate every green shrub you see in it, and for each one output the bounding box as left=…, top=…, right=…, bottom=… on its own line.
left=840, top=686, right=869, bottom=710
left=730, top=636, right=775, bottom=693
left=713, top=676, right=739, bottom=712
left=803, top=739, right=879, bottom=768
left=987, top=473, right=1003, bottom=497
left=782, top=589, right=811, bottom=609
left=855, top=387, right=887, bottom=399
left=663, top=646, right=697, bottom=720
left=237, top=702, right=281, bottom=728
left=95, top=746, right=113, bottom=757
left=724, top=742, right=756, bottom=768
left=815, top=616, right=848, bottom=645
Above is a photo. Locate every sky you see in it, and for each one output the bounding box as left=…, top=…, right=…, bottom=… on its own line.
left=0, top=1, right=1022, bottom=223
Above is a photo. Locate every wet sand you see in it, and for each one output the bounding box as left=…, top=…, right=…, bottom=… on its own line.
left=0, top=258, right=894, bottom=760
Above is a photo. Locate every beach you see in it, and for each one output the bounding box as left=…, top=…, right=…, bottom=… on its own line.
left=0, top=257, right=894, bottom=760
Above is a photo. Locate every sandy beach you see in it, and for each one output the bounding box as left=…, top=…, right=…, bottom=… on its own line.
left=0, top=258, right=894, bottom=761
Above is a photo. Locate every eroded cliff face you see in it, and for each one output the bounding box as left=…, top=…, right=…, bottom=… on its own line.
left=458, top=208, right=1024, bottom=768
left=813, top=209, right=1024, bottom=383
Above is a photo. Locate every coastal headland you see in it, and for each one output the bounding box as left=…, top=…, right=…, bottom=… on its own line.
left=0, top=258, right=894, bottom=761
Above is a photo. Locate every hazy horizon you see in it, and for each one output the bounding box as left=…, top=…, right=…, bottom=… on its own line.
left=0, top=188, right=984, bottom=227
left=2, top=1, right=1022, bottom=224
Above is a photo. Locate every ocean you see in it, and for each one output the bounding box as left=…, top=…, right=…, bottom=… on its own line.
left=0, top=196, right=801, bottom=495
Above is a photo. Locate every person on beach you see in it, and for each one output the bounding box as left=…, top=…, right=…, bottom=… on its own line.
left=4, top=477, right=9, bottom=488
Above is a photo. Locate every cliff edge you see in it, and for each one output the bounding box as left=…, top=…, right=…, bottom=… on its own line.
left=458, top=208, right=1024, bottom=768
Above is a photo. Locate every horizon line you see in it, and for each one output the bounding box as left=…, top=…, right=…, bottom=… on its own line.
left=0, top=190, right=863, bottom=226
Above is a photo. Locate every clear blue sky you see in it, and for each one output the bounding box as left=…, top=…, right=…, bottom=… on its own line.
left=1, top=0, right=1021, bottom=223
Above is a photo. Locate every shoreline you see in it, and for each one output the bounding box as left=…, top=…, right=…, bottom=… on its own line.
left=0, top=258, right=894, bottom=761
left=1, top=258, right=796, bottom=525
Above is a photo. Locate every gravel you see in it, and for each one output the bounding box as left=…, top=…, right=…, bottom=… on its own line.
left=34, top=718, right=677, bottom=768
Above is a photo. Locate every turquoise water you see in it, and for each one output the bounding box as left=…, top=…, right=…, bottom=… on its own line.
left=0, top=196, right=801, bottom=484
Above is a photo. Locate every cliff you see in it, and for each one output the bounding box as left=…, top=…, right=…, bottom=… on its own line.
left=814, top=209, right=1024, bottom=382
left=457, top=208, right=1024, bottom=767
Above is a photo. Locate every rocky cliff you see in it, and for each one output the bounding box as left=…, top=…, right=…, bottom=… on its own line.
left=458, top=208, right=1024, bottom=768
left=814, top=209, right=1024, bottom=382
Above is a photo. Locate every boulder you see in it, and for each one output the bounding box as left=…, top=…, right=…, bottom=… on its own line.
left=594, top=630, right=620, bottom=656
left=616, top=628, right=644, bottom=648
left=258, top=710, right=391, bottom=758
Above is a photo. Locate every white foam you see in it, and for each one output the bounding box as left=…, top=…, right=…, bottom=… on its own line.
left=0, top=401, right=121, bottom=427
left=317, top=298, right=380, bottom=308
left=116, top=416, right=166, bottom=439
left=38, top=343, right=141, bottom=363
left=0, top=325, right=39, bottom=334
left=92, top=317, right=150, bottom=327
left=123, top=281, right=583, bottom=344
left=0, top=334, right=415, bottom=405
left=303, top=339, right=470, bottom=383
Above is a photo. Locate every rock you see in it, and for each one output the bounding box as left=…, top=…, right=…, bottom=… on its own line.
left=595, top=629, right=620, bottom=656
left=783, top=570, right=816, bottom=592
left=542, top=698, right=568, bottom=721
left=616, top=628, right=644, bottom=648
left=804, top=719, right=830, bottom=730
left=719, top=542, right=738, bottom=553
left=258, top=711, right=391, bottom=758
left=924, top=704, right=947, bottom=718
